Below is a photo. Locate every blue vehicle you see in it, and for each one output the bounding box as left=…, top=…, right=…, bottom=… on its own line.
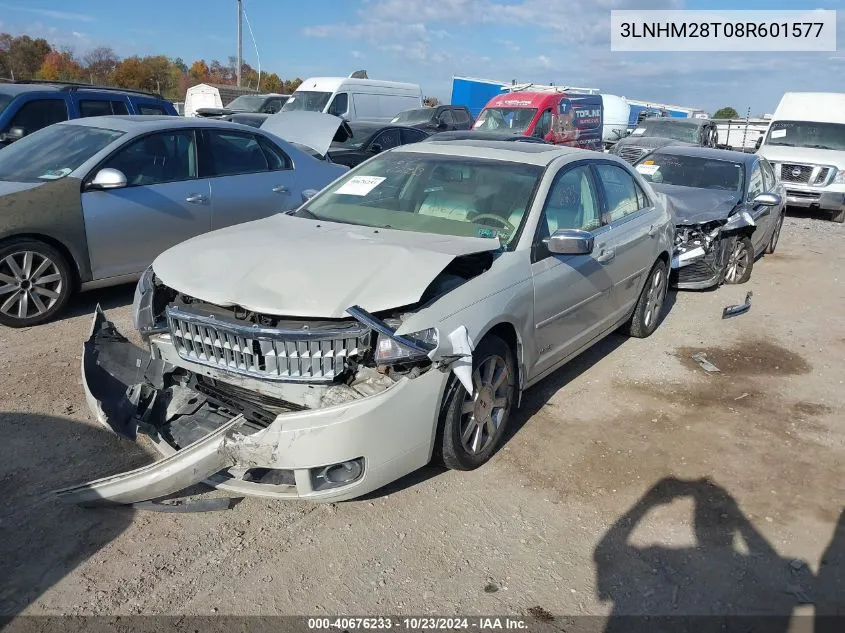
left=0, top=80, right=177, bottom=147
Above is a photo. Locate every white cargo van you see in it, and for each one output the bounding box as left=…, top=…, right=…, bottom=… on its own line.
left=757, top=92, right=845, bottom=223
left=281, top=77, right=423, bottom=123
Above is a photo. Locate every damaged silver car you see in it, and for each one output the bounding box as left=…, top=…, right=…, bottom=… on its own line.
left=635, top=147, right=785, bottom=289
left=60, top=141, right=674, bottom=506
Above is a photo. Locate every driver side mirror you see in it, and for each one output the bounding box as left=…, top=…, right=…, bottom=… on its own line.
left=0, top=126, right=25, bottom=143
left=752, top=192, right=781, bottom=206
left=301, top=189, right=319, bottom=202
left=370, top=143, right=382, bottom=154
left=87, top=168, right=127, bottom=191
left=755, top=136, right=763, bottom=150
left=547, top=229, right=594, bottom=255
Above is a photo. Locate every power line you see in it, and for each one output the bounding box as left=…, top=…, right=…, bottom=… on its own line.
left=242, top=1, right=261, bottom=91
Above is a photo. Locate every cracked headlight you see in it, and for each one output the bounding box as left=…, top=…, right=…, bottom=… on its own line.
left=132, top=265, right=156, bottom=332
left=375, top=328, right=438, bottom=365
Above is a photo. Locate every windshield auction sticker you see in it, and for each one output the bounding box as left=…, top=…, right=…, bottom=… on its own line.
left=335, top=175, right=386, bottom=196
left=611, top=10, right=836, bottom=51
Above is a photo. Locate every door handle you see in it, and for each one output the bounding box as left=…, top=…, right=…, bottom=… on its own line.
left=596, top=247, right=615, bottom=263
left=185, top=193, right=207, bottom=204
left=272, top=185, right=289, bottom=194
left=648, top=224, right=658, bottom=237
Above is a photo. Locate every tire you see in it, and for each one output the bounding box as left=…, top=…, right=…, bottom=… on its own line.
left=624, top=259, right=668, bottom=339
left=831, top=208, right=845, bottom=224
left=765, top=212, right=784, bottom=254
left=437, top=335, right=517, bottom=471
left=0, top=239, right=73, bottom=328
left=723, top=236, right=754, bottom=285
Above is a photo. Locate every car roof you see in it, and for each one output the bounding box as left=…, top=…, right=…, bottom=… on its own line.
left=392, top=139, right=600, bottom=166
left=650, top=145, right=757, bottom=164
left=0, top=82, right=164, bottom=99
left=58, top=115, right=257, bottom=132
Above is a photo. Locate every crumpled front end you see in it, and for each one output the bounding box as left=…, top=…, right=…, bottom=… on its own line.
left=61, top=304, right=451, bottom=506
left=670, top=211, right=756, bottom=290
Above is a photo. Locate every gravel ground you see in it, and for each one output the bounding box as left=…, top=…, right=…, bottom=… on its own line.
left=1, top=214, right=844, bottom=627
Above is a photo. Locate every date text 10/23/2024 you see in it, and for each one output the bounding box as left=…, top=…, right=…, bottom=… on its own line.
left=307, top=617, right=530, bottom=630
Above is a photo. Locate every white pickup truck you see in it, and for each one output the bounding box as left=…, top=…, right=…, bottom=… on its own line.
left=757, top=92, right=845, bottom=223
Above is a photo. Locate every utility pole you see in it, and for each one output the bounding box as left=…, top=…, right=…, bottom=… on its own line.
left=236, top=0, right=243, bottom=87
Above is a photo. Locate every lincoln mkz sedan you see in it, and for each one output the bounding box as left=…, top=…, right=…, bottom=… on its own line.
left=60, top=140, right=675, bottom=506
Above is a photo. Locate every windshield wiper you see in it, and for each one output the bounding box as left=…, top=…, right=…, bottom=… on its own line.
left=804, top=144, right=835, bottom=150
left=771, top=142, right=795, bottom=147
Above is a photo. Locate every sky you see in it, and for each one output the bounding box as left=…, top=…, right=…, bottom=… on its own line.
left=0, top=0, right=843, bottom=115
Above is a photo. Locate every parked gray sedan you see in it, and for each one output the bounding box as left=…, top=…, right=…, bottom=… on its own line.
left=0, top=116, right=347, bottom=327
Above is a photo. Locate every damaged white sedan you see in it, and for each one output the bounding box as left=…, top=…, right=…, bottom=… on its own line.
left=60, top=141, right=674, bottom=506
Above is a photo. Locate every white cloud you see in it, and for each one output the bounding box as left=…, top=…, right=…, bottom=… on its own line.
left=351, top=50, right=366, bottom=59
left=0, top=4, right=93, bottom=22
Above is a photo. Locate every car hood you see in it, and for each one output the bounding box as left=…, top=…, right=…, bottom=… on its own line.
left=616, top=136, right=694, bottom=150
left=0, top=180, right=42, bottom=196
left=152, top=214, right=502, bottom=318
left=260, top=112, right=352, bottom=157
left=649, top=183, right=740, bottom=225
left=757, top=144, right=845, bottom=168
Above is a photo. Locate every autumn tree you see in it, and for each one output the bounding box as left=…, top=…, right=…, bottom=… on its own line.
left=35, top=49, right=84, bottom=81
left=83, top=46, right=119, bottom=84
left=188, top=59, right=210, bottom=83
left=111, top=56, right=146, bottom=89
left=0, top=34, right=51, bottom=79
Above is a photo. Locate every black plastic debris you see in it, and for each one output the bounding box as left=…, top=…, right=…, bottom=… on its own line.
left=722, top=291, right=753, bottom=319
left=131, top=497, right=240, bottom=513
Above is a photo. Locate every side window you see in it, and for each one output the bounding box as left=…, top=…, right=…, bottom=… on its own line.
left=438, top=110, right=455, bottom=126
left=400, top=128, right=428, bottom=144
left=102, top=130, right=197, bottom=186
left=453, top=109, right=470, bottom=124
left=747, top=164, right=765, bottom=199
left=535, top=109, right=553, bottom=138
left=136, top=104, right=167, bottom=116
left=256, top=136, right=292, bottom=170
left=79, top=100, right=128, bottom=117
left=538, top=165, right=601, bottom=239
left=327, top=92, right=348, bottom=117
left=264, top=98, right=283, bottom=114
left=204, top=130, right=269, bottom=177
left=372, top=128, right=401, bottom=150
left=760, top=159, right=776, bottom=191
left=9, top=99, right=68, bottom=134
left=595, top=164, right=642, bottom=222
left=635, top=181, right=650, bottom=209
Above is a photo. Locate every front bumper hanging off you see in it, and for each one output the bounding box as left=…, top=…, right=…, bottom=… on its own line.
left=59, top=308, right=448, bottom=506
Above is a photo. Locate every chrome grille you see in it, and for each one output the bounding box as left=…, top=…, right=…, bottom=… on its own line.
left=617, top=146, right=647, bottom=164
left=780, top=163, right=831, bottom=185
left=166, top=307, right=370, bottom=383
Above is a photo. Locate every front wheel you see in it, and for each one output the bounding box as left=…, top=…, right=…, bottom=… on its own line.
left=723, top=236, right=754, bottom=285
left=624, top=259, right=668, bottom=339
left=438, top=335, right=516, bottom=471
left=0, top=240, right=73, bottom=328
left=765, top=212, right=784, bottom=254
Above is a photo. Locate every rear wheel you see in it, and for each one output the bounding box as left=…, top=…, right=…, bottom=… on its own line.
left=0, top=240, right=73, bottom=328
left=624, top=259, right=668, bottom=339
left=765, top=212, right=784, bottom=254
left=438, top=335, right=516, bottom=471
left=723, top=237, right=754, bottom=285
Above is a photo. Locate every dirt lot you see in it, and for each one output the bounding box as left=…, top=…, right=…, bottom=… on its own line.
left=1, top=213, right=844, bottom=627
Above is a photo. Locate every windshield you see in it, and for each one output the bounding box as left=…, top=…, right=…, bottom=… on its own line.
left=0, top=92, right=12, bottom=116
left=631, top=120, right=700, bottom=143
left=635, top=154, right=744, bottom=193
left=392, top=108, right=435, bottom=124
left=226, top=95, right=266, bottom=111
left=0, top=124, right=124, bottom=183
left=299, top=152, right=542, bottom=246
left=472, top=108, right=537, bottom=134
left=281, top=91, right=332, bottom=113
left=764, top=120, right=845, bottom=151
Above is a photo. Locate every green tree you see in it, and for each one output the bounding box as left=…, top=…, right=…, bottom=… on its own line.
left=713, top=107, right=739, bottom=119
left=0, top=34, right=51, bottom=79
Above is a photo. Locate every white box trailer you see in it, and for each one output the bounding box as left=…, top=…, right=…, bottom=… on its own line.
left=714, top=118, right=771, bottom=152
left=183, top=83, right=258, bottom=117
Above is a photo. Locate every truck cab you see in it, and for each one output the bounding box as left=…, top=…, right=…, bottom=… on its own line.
left=472, top=91, right=603, bottom=150
left=756, top=92, right=845, bottom=223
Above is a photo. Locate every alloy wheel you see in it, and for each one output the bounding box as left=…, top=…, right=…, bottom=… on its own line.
left=0, top=251, right=63, bottom=320
left=724, top=240, right=750, bottom=283
left=643, top=265, right=667, bottom=329
left=458, top=355, right=513, bottom=455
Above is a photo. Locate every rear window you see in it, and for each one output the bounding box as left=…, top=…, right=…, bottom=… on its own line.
left=137, top=104, right=167, bottom=115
